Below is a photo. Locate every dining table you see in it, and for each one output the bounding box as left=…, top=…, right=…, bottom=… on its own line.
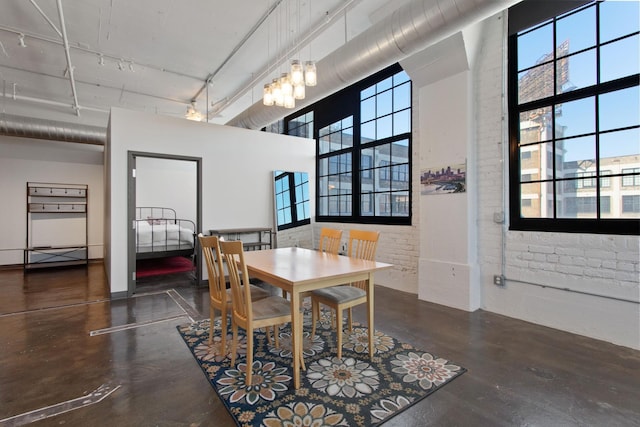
left=242, top=246, right=393, bottom=389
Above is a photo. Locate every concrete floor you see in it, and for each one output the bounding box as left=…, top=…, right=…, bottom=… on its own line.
left=0, top=263, right=638, bottom=426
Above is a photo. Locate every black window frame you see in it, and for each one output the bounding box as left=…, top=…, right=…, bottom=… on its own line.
left=508, top=0, right=640, bottom=235
left=284, top=63, right=412, bottom=225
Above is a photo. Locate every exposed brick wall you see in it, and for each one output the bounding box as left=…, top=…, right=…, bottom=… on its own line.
left=475, top=13, right=509, bottom=299
left=275, top=224, right=314, bottom=249
left=314, top=222, right=420, bottom=294
left=279, top=221, right=419, bottom=294
left=475, top=12, right=639, bottom=349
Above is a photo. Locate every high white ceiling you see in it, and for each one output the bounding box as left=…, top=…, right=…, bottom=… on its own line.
left=0, top=0, right=409, bottom=129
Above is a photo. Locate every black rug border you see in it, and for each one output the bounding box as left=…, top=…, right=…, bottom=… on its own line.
left=177, top=318, right=467, bottom=427
left=371, top=363, right=467, bottom=426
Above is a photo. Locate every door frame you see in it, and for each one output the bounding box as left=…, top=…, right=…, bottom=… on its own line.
left=127, top=151, right=202, bottom=296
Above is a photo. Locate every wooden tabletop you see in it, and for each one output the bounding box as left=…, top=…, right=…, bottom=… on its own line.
left=242, top=247, right=392, bottom=287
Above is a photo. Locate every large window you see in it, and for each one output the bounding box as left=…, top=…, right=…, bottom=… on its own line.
left=509, top=0, right=640, bottom=234
left=294, top=64, right=411, bottom=224
left=287, top=112, right=314, bottom=138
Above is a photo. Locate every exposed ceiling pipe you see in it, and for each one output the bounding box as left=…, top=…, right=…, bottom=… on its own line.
left=2, top=62, right=189, bottom=107
left=1, top=87, right=109, bottom=114
left=56, top=0, right=80, bottom=116
left=227, top=0, right=522, bottom=129
left=29, top=0, right=63, bottom=38
left=0, top=114, right=106, bottom=145
left=0, top=25, right=202, bottom=82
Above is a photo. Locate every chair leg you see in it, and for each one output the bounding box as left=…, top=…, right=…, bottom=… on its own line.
left=347, top=307, right=353, bottom=332
left=336, top=307, right=343, bottom=359
left=265, top=326, right=272, bottom=345
left=230, top=322, right=238, bottom=366
left=274, top=324, right=280, bottom=348
left=209, top=304, right=216, bottom=345
left=246, top=328, right=253, bottom=386
left=311, top=299, right=318, bottom=338
left=220, top=306, right=227, bottom=354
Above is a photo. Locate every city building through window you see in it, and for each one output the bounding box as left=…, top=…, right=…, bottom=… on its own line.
left=508, top=0, right=639, bottom=234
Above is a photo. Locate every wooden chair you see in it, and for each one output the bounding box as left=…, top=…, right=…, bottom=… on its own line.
left=220, top=240, right=298, bottom=385
left=282, top=227, right=343, bottom=302
left=310, top=229, right=380, bottom=358
left=198, top=234, right=270, bottom=353
left=318, top=227, right=343, bottom=255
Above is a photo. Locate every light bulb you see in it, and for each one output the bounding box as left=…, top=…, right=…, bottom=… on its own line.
left=284, top=94, right=295, bottom=109
left=304, top=61, right=317, bottom=86
left=280, top=73, right=293, bottom=97
left=290, top=60, right=304, bottom=85
left=293, top=83, right=305, bottom=100
left=263, top=84, right=274, bottom=106
left=272, top=79, right=284, bottom=106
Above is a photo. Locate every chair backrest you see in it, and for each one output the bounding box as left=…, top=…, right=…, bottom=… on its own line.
left=347, top=229, right=380, bottom=290
left=198, top=233, right=226, bottom=306
left=219, top=240, right=251, bottom=326
left=347, top=229, right=380, bottom=261
left=318, top=227, right=342, bottom=254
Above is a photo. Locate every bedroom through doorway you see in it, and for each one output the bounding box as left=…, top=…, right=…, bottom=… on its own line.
left=127, top=152, right=202, bottom=295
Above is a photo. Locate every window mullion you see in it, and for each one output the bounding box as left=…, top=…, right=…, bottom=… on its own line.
left=353, top=91, right=361, bottom=218
left=552, top=18, right=558, bottom=219
left=288, top=174, right=297, bottom=223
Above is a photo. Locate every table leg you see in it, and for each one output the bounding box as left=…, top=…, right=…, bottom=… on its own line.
left=367, top=272, right=375, bottom=359
left=291, top=289, right=301, bottom=389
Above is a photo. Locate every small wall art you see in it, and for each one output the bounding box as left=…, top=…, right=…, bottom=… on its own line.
left=420, top=161, right=466, bottom=196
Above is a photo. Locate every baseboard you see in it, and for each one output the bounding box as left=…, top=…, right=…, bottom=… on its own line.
left=1, top=258, right=104, bottom=271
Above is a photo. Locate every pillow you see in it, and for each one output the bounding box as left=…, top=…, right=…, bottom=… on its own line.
left=147, top=216, right=165, bottom=225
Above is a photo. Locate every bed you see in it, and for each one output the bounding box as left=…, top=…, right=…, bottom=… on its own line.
left=135, top=207, right=196, bottom=260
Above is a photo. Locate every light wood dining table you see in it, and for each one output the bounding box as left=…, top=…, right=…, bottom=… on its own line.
left=242, top=246, right=393, bottom=389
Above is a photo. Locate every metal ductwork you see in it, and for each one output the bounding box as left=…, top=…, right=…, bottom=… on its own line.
left=0, top=114, right=106, bottom=145
left=227, top=0, right=521, bottom=129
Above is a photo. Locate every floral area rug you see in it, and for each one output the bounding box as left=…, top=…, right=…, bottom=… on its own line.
left=177, top=308, right=466, bottom=426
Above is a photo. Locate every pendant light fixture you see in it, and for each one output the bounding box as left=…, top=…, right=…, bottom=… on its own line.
left=185, top=101, right=203, bottom=121
left=304, top=61, right=317, bottom=86
left=263, top=84, right=274, bottom=106
left=290, top=60, right=304, bottom=85
left=293, top=82, right=305, bottom=100
left=261, top=0, right=318, bottom=109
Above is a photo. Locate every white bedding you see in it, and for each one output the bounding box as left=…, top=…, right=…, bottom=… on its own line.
left=136, top=222, right=194, bottom=249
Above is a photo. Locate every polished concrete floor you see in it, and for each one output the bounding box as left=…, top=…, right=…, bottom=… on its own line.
left=0, top=262, right=638, bottom=426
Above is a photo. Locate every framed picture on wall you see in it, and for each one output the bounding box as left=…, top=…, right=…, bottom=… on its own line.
left=420, top=161, right=466, bottom=196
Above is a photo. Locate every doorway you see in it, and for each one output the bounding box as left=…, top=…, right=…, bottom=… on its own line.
left=127, top=152, right=202, bottom=296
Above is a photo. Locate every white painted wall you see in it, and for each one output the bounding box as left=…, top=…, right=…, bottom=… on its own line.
left=135, top=157, right=197, bottom=224
left=416, top=70, right=478, bottom=311
left=403, top=30, right=480, bottom=311
left=106, top=108, right=316, bottom=295
left=0, top=136, right=104, bottom=265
